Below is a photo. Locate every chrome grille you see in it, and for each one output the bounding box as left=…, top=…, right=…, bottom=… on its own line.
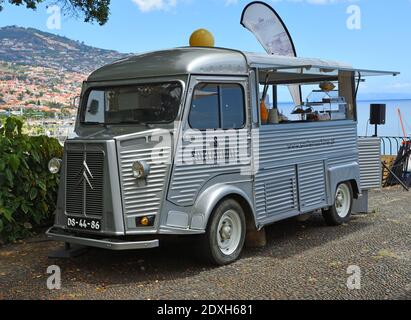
left=65, top=147, right=105, bottom=217
left=66, top=151, right=84, bottom=216
left=85, top=152, right=105, bottom=216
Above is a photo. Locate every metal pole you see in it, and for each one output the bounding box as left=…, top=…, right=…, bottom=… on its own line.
left=381, top=161, right=409, bottom=191
left=272, top=85, right=278, bottom=109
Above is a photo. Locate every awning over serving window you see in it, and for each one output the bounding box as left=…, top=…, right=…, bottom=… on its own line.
left=256, top=64, right=400, bottom=84
left=243, top=52, right=399, bottom=83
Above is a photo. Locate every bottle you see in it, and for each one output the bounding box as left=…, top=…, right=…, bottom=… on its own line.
left=268, top=107, right=279, bottom=124
left=260, top=100, right=269, bottom=125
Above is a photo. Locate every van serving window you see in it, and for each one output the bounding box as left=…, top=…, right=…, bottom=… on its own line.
left=259, top=72, right=356, bottom=124
left=189, top=83, right=245, bottom=130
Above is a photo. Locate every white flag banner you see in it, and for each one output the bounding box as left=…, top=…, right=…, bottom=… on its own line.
left=241, top=1, right=302, bottom=105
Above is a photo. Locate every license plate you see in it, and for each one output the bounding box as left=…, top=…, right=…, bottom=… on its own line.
left=67, top=217, right=101, bottom=231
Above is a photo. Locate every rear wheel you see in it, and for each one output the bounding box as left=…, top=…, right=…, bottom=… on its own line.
left=200, top=199, right=246, bottom=266
left=322, top=182, right=353, bottom=226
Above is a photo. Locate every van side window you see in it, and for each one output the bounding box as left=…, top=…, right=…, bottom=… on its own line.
left=189, top=84, right=220, bottom=130
left=189, top=83, right=245, bottom=130
left=221, top=84, right=245, bottom=129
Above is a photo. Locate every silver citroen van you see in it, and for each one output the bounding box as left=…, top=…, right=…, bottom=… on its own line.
left=46, top=47, right=398, bottom=265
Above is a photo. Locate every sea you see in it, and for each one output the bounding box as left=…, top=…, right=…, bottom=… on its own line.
left=58, top=99, right=411, bottom=154
left=356, top=100, right=411, bottom=137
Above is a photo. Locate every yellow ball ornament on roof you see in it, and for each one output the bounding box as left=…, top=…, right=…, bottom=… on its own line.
left=189, top=29, right=215, bottom=47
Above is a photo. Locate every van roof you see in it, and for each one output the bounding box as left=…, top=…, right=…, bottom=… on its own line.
left=87, top=47, right=397, bottom=82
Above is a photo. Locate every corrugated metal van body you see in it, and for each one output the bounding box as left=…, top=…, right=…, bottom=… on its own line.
left=116, top=131, right=172, bottom=234
left=167, top=130, right=251, bottom=207
left=254, top=121, right=358, bottom=224
left=358, top=137, right=381, bottom=189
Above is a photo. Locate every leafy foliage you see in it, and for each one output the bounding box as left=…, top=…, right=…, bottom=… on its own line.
left=0, top=0, right=111, bottom=25
left=0, top=117, right=63, bottom=244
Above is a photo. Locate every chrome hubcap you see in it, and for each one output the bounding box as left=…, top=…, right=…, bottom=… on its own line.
left=335, top=184, right=350, bottom=218
left=220, top=224, right=232, bottom=240
left=217, top=210, right=242, bottom=256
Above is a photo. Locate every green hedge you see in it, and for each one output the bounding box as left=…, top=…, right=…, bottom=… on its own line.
left=0, top=117, right=63, bottom=244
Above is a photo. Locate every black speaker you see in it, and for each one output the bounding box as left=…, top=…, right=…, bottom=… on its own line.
left=370, top=104, right=386, bottom=125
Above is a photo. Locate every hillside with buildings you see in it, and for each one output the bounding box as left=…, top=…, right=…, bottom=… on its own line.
left=0, top=62, right=84, bottom=115
left=0, top=26, right=128, bottom=122
left=0, top=26, right=126, bottom=73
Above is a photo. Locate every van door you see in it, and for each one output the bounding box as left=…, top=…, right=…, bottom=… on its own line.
left=167, top=76, right=252, bottom=208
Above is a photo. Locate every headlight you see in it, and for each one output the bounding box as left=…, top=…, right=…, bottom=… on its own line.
left=48, top=158, right=62, bottom=174
left=132, top=161, right=150, bottom=179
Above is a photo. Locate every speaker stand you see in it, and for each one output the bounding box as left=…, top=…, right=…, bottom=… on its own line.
left=373, top=124, right=378, bottom=137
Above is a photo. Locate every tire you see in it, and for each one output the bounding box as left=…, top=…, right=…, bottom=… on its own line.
left=199, top=199, right=246, bottom=266
left=322, top=182, right=353, bottom=226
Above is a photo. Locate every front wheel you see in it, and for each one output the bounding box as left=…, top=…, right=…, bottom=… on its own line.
left=322, top=182, right=353, bottom=226
left=200, top=199, right=246, bottom=266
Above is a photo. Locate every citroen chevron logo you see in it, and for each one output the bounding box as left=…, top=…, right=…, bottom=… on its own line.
left=76, top=160, right=94, bottom=190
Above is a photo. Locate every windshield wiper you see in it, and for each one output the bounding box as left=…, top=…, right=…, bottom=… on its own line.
left=105, top=122, right=156, bottom=129
left=84, top=122, right=105, bottom=125
left=142, top=123, right=155, bottom=129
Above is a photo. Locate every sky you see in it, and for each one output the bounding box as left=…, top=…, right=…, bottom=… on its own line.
left=0, top=0, right=410, bottom=101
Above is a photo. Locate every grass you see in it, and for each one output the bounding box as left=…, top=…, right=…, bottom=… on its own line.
left=375, top=249, right=400, bottom=260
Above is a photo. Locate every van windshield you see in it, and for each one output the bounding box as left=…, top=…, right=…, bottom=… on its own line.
left=82, top=82, right=182, bottom=125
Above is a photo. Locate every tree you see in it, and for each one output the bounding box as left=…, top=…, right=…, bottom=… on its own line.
left=0, top=0, right=111, bottom=25
left=46, top=101, right=63, bottom=109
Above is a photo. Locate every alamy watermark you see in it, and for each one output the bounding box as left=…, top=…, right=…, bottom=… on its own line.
left=149, top=123, right=260, bottom=176
left=44, top=4, right=362, bottom=34
left=346, top=265, right=361, bottom=290
left=47, top=265, right=61, bottom=290
left=46, top=5, right=61, bottom=30
left=346, top=5, right=361, bottom=30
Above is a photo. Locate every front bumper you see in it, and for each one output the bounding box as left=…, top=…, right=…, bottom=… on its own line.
left=46, top=227, right=159, bottom=250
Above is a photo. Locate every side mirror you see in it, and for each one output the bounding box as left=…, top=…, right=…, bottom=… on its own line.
left=71, top=96, right=80, bottom=109
left=88, top=99, right=99, bottom=115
